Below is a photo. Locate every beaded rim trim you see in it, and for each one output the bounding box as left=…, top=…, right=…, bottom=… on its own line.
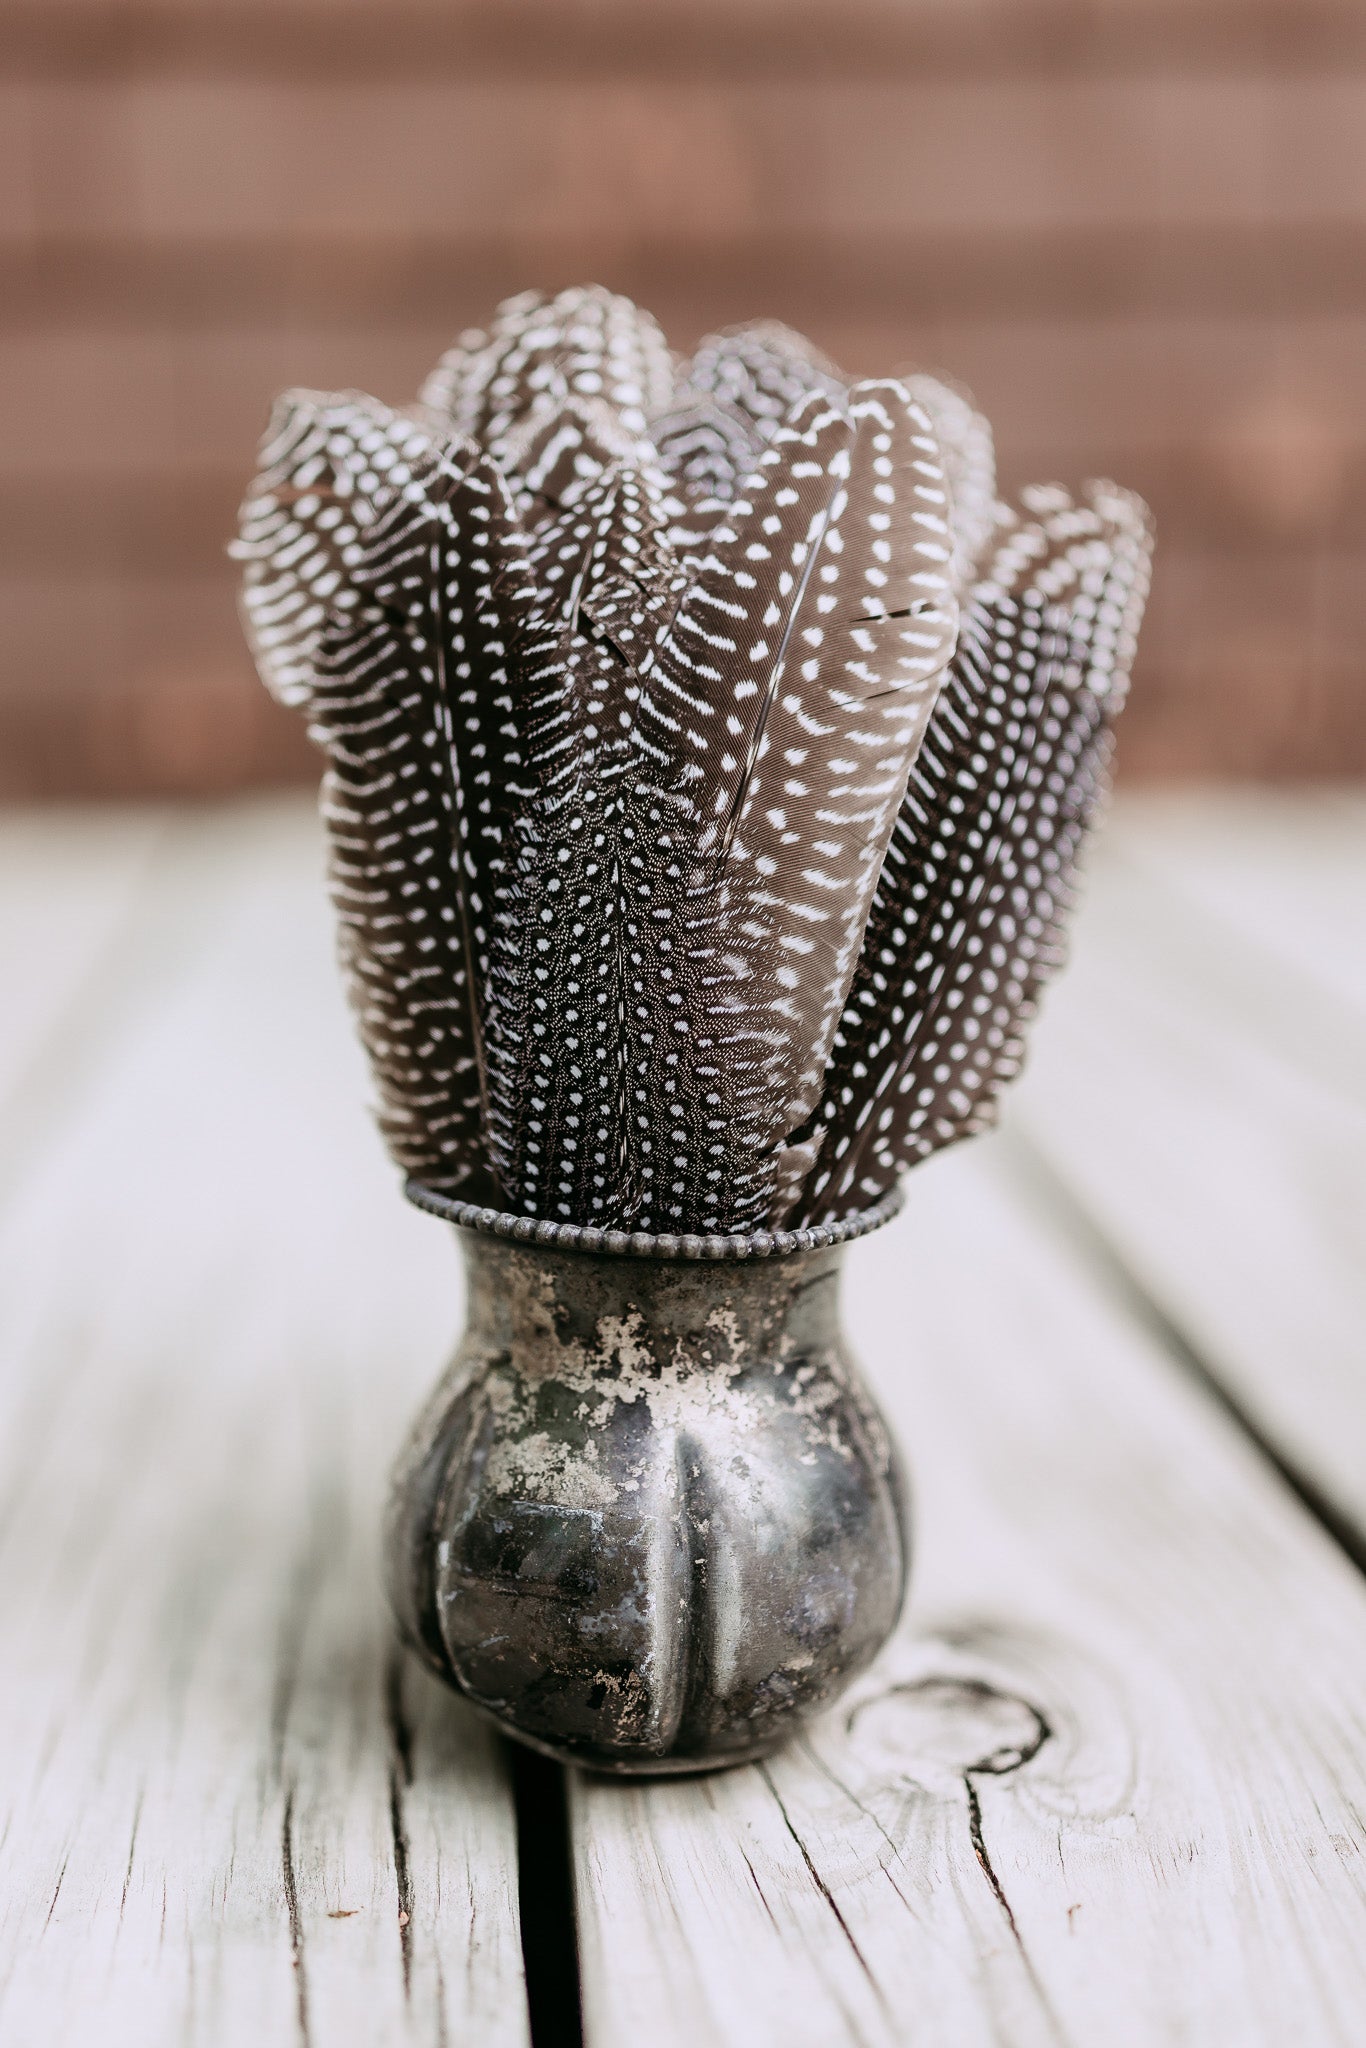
left=403, top=1180, right=905, bottom=1261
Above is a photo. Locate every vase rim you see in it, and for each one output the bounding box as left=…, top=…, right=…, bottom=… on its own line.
left=402, top=1179, right=904, bottom=1262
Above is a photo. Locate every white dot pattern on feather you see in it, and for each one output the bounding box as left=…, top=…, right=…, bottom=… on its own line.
left=420, top=284, right=674, bottom=470
left=796, top=480, right=1153, bottom=1222
left=236, top=290, right=1153, bottom=1231
left=899, top=373, right=998, bottom=593
left=232, top=390, right=437, bottom=708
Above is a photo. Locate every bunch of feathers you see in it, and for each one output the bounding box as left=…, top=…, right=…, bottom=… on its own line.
left=235, top=286, right=1152, bottom=1237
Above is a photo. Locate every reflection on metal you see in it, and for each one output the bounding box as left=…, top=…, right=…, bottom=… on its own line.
left=386, top=1223, right=908, bottom=1773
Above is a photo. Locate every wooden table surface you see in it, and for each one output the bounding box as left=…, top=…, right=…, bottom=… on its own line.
left=1, top=789, right=1363, bottom=2047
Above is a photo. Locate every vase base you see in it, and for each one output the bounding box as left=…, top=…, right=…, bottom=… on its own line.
left=445, top=1684, right=802, bottom=1776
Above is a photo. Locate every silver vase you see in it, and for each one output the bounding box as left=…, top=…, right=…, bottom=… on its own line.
left=385, top=1194, right=908, bottom=1773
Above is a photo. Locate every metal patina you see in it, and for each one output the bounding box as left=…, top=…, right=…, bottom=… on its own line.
left=386, top=1211, right=909, bottom=1773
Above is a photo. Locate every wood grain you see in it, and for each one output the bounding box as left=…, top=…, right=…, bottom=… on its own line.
left=1108, top=789, right=1366, bottom=1013
left=0, top=808, right=164, bottom=1119
left=570, top=800, right=1366, bottom=2048
left=1012, top=794, right=1366, bottom=1544
left=1, top=792, right=1363, bottom=2042
left=0, top=803, right=528, bottom=2047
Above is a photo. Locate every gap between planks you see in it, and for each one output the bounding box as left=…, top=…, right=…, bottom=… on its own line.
left=0, top=800, right=531, bottom=2048
left=1012, top=799, right=1366, bottom=1544
left=2, top=792, right=1362, bottom=2048
left=567, top=794, right=1366, bottom=2048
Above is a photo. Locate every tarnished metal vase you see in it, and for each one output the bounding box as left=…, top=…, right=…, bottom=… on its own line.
left=385, top=1200, right=908, bottom=1773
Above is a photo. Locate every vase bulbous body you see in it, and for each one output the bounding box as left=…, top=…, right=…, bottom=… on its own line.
left=385, top=1225, right=908, bottom=1773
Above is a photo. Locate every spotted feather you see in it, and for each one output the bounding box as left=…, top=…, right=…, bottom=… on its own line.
left=421, top=285, right=674, bottom=474
left=639, top=380, right=959, bottom=1222
left=797, top=480, right=1153, bottom=1221
left=233, top=389, right=436, bottom=709
left=237, top=290, right=1151, bottom=1237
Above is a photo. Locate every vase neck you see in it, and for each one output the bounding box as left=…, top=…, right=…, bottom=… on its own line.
left=458, top=1229, right=845, bottom=1375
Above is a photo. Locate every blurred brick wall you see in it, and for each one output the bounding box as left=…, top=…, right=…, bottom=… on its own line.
left=3, top=0, right=1365, bottom=796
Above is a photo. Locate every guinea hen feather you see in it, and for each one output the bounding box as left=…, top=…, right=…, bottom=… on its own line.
left=795, top=479, right=1153, bottom=1221
left=237, top=290, right=1151, bottom=1235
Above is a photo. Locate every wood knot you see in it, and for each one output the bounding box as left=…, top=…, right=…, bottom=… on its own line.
left=847, top=1675, right=1050, bottom=1784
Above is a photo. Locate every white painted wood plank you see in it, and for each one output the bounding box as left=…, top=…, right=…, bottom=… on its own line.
left=1107, top=788, right=1366, bottom=1017
left=0, top=807, right=167, bottom=1116
left=1091, top=808, right=1365, bottom=1117
left=0, top=801, right=528, bottom=2048
left=1012, top=820, right=1366, bottom=1530
left=571, top=1128, right=1366, bottom=2046
left=5, top=792, right=1360, bottom=2045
